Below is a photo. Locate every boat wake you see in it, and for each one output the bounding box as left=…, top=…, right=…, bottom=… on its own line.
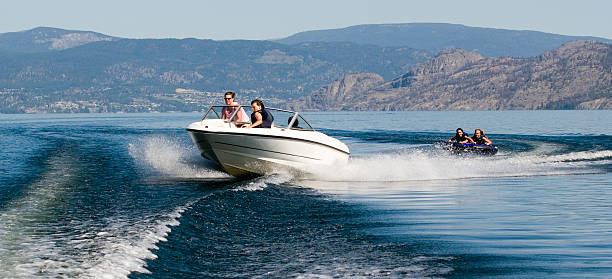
left=128, top=136, right=231, bottom=180
left=306, top=148, right=611, bottom=183
left=230, top=173, right=295, bottom=192
left=0, top=149, right=199, bottom=279
left=128, top=135, right=610, bottom=186
left=82, top=201, right=196, bottom=278
left=0, top=151, right=80, bottom=278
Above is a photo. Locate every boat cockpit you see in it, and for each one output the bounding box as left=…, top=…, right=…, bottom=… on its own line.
left=200, top=105, right=316, bottom=131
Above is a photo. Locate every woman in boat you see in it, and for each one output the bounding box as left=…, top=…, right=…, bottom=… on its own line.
left=472, top=129, right=492, bottom=145
left=246, top=99, right=274, bottom=128
left=448, top=128, right=475, bottom=144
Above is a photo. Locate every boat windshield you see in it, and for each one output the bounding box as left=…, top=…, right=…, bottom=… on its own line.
left=201, top=106, right=315, bottom=131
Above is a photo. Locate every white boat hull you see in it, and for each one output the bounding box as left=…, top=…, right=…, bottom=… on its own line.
left=187, top=120, right=349, bottom=177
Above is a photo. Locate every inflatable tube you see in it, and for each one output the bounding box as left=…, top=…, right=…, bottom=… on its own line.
left=449, top=142, right=498, bottom=156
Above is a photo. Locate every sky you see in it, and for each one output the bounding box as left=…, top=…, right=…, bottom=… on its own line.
left=2, top=0, right=611, bottom=40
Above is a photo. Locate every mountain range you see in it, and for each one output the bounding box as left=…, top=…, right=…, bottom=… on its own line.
left=0, top=27, right=118, bottom=53
left=287, top=40, right=612, bottom=110
left=0, top=24, right=610, bottom=113
left=276, top=23, right=612, bottom=57
left=0, top=28, right=429, bottom=112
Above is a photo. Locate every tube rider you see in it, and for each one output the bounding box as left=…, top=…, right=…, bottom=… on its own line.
left=448, top=128, right=475, bottom=144
left=471, top=129, right=492, bottom=145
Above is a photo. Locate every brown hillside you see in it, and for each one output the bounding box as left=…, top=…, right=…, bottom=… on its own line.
left=291, top=40, right=612, bottom=110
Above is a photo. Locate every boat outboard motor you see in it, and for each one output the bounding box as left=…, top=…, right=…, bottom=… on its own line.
left=288, top=116, right=299, bottom=128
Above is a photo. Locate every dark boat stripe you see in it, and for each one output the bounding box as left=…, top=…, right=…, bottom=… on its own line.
left=214, top=141, right=321, bottom=160
left=187, top=128, right=350, bottom=155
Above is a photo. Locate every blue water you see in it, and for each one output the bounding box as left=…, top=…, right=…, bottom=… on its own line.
left=0, top=111, right=610, bottom=278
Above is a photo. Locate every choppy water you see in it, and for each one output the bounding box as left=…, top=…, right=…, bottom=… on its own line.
left=1, top=111, right=610, bottom=278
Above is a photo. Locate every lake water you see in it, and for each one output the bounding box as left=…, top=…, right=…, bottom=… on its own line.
left=1, top=110, right=610, bottom=278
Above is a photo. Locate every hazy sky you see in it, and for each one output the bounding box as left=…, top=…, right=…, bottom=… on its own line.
left=2, top=0, right=611, bottom=40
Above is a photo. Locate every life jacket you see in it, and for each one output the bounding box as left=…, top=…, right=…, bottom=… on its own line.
left=452, top=133, right=470, bottom=142
left=250, top=108, right=274, bottom=128
left=473, top=136, right=487, bottom=145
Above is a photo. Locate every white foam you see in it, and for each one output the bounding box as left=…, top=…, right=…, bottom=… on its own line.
left=2, top=202, right=196, bottom=278
left=0, top=149, right=201, bottom=279
left=232, top=173, right=294, bottom=192
left=128, top=136, right=230, bottom=179
left=84, top=203, right=194, bottom=278
left=0, top=152, right=80, bottom=278
left=531, top=150, right=612, bottom=163
left=308, top=149, right=610, bottom=183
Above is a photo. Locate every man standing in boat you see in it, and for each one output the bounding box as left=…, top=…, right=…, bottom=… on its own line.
left=221, top=91, right=248, bottom=122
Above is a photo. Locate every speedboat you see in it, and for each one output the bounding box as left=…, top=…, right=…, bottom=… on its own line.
left=187, top=106, right=350, bottom=177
